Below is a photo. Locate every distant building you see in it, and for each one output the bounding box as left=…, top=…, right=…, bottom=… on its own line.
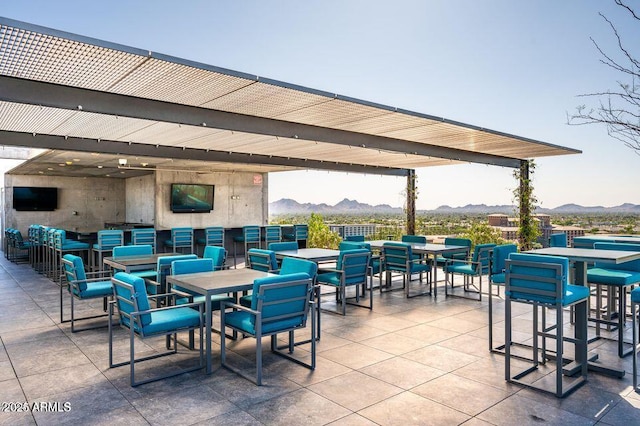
left=329, top=224, right=376, bottom=239
left=488, top=213, right=585, bottom=246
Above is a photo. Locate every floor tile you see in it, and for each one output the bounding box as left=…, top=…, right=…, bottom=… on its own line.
left=359, top=356, right=446, bottom=389
left=320, top=342, right=394, bottom=370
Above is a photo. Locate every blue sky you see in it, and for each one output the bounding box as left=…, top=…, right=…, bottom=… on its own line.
left=3, top=0, right=640, bottom=209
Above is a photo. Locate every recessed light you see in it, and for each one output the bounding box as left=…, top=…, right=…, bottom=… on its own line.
left=38, top=171, right=44, bottom=174
left=73, top=158, right=80, bottom=162
left=47, top=167, right=53, bottom=171
left=97, top=165, right=103, bottom=169
left=58, top=163, right=65, bottom=167
left=105, top=174, right=110, bottom=177
left=65, top=161, right=73, bottom=165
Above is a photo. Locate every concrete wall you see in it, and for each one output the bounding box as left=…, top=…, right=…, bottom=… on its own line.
left=125, top=174, right=155, bottom=224
left=4, top=175, right=126, bottom=234
left=155, top=170, right=268, bottom=230
left=4, top=169, right=268, bottom=236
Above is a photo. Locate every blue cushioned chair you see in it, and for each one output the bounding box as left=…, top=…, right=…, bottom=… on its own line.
left=202, top=245, right=227, bottom=270
left=7, top=228, right=31, bottom=264
left=587, top=242, right=640, bottom=357
left=109, top=272, right=204, bottom=387
left=381, top=242, right=432, bottom=298
left=170, top=258, right=234, bottom=347
left=488, top=244, right=518, bottom=354
left=130, top=228, right=156, bottom=253
left=233, top=225, right=261, bottom=268
left=92, top=230, right=124, bottom=272
left=444, top=243, right=496, bottom=301
left=54, top=231, right=90, bottom=285
left=345, top=235, right=365, bottom=242
left=505, top=253, right=590, bottom=398
left=436, top=237, right=472, bottom=266
left=339, top=241, right=382, bottom=289
left=401, top=235, right=427, bottom=244
left=549, top=233, right=568, bottom=248
left=631, top=286, right=640, bottom=393
left=163, top=227, right=194, bottom=254
left=283, top=224, right=308, bottom=248
left=111, top=245, right=158, bottom=287
left=317, top=249, right=372, bottom=315
left=196, top=226, right=224, bottom=256
left=60, top=254, right=113, bottom=332
left=221, top=272, right=315, bottom=385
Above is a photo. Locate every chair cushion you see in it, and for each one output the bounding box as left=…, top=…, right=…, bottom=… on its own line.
left=61, top=241, right=90, bottom=250
left=563, top=284, right=591, bottom=306
left=224, top=310, right=304, bottom=335
left=63, top=254, right=88, bottom=290
left=80, top=279, right=113, bottom=298
left=239, top=294, right=252, bottom=308
left=143, top=307, right=201, bottom=335
left=316, top=271, right=341, bottom=287
left=445, top=264, right=476, bottom=275
left=113, top=272, right=152, bottom=326
left=587, top=268, right=640, bottom=286
left=490, top=272, right=506, bottom=284
left=631, top=287, right=640, bottom=303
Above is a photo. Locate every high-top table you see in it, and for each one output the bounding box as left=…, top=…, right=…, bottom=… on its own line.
left=274, top=248, right=340, bottom=264
left=166, top=268, right=276, bottom=374
left=368, top=240, right=470, bottom=297
left=526, top=246, right=640, bottom=377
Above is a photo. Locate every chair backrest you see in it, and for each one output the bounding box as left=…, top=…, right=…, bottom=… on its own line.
left=202, top=246, right=226, bottom=270
left=97, top=230, right=124, bottom=250
left=250, top=272, right=312, bottom=331
left=294, top=224, right=308, bottom=241
left=112, top=272, right=152, bottom=330
left=156, top=254, right=198, bottom=285
left=279, top=257, right=318, bottom=280
left=572, top=236, right=599, bottom=249
left=382, top=242, right=411, bottom=272
left=443, top=237, right=471, bottom=260
left=247, top=248, right=278, bottom=272
left=471, top=243, right=497, bottom=274
left=549, top=233, right=568, bottom=248
left=593, top=242, right=640, bottom=272
left=204, top=227, right=224, bottom=246
left=339, top=241, right=368, bottom=251
left=61, top=254, right=88, bottom=293
left=113, top=244, right=153, bottom=258
left=53, top=229, right=66, bottom=250
left=47, top=228, right=57, bottom=248
left=506, top=253, right=568, bottom=305
left=170, top=227, right=194, bottom=251
left=171, top=258, right=214, bottom=275
left=131, top=228, right=156, bottom=252
left=269, top=241, right=299, bottom=251
left=401, top=235, right=427, bottom=244
left=337, top=249, right=371, bottom=285
left=264, top=225, right=281, bottom=242
left=491, top=244, right=518, bottom=275
left=243, top=226, right=261, bottom=243
left=345, top=235, right=365, bottom=242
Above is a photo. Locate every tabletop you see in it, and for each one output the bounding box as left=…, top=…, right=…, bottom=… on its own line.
left=274, top=248, right=340, bottom=262
left=367, top=240, right=469, bottom=254
left=103, top=252, right=178, bottom=268
left=166, top=268, right=276, bottom=295
left=526, top=247, right=640, bottom=264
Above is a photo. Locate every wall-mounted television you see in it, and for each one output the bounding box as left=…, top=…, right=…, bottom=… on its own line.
left=13, top=187, right=58, bottom=211
left=170, top=183, right=214, bottom=213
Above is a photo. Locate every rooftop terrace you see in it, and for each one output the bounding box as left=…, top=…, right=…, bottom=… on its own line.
left=0, top=254, right=638, bottom=425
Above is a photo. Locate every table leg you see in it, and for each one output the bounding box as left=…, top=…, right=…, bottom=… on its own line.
left=205, top=293, right=212, bottom=374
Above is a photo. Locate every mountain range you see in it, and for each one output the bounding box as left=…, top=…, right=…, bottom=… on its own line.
left=269, top=198, right=640, bottom=215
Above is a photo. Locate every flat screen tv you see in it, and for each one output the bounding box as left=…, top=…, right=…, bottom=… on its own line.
left=13, top=187, right=58, bottom=211
left=170, top=183, right=214, bottom=213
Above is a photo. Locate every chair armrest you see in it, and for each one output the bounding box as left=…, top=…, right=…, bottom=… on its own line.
left=170, top=288, right=192, bottom=299
left=318, top=268, right=342, bottom=274
left=220, top=301, right=259, bottom=316
left=134, top=300, right=204, bottom=315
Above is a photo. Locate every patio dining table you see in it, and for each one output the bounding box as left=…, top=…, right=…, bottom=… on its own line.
left=166, top=268, right=276, bottom=374
left=103, top=252, right=178, bottom=273
left=525, top=246, right=640, bottom=378
left=367, top=240, right=470, bottom=297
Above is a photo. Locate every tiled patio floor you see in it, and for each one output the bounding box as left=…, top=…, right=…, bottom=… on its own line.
left=0, top=255, right=638, bottom=425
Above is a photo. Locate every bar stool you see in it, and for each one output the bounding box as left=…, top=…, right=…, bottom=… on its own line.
left=91, top=230, right=124, bottom=271
left=163, top=227, right=194, bottom=254
left=263, top=225, right=281, bottom=249
left=196, top=226, right=224, bottom=256
left=505, top=253, right=589, bottom=398
left=54, top=229, right=90, bottom=285
left=233, top=225, right=260, bottom=268
left=130, top=228, right=156, bottom=253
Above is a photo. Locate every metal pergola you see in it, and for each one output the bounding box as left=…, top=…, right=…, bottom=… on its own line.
left=0, top=16, right=581, bottom=232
